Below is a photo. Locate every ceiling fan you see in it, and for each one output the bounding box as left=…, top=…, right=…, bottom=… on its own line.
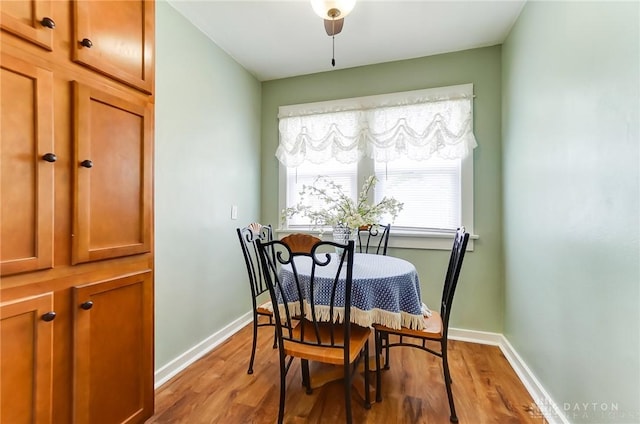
left=310, top=0, right=357, bottom=66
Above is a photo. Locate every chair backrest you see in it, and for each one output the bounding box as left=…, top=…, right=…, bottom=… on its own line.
left=280, top=233, right=322, bottom=254
left=237, top=223, right=273, bottom=302
left=256, top=238, right=355, bottom=352
left=357, top=224, right=391, bottom=255
left=440, top=227, right=470, bottom=337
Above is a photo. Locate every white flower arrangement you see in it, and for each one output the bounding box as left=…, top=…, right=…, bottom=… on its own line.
left=282, top=175, right=404, bottom=232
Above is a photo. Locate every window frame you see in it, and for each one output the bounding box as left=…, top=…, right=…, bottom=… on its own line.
left=277, top=152, right=474, bottom=251
left=276, top=85, right=476, bottom=251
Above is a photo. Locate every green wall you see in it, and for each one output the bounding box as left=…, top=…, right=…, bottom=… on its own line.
left=155, top=1, right=262, bottom=367
left=261, top=47, right=504, bottom=332
left=155, top=3, right=640, bottom=421
left=502, top=2, right=640, bottom=422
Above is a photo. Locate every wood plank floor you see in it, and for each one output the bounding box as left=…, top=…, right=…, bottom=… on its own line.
left=148, top=321, right=548, bottom=423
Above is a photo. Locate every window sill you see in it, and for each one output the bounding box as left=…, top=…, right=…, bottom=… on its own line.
left=275, top=228, right=477, bottom=251
left=388, top=230, right=476, bottom=251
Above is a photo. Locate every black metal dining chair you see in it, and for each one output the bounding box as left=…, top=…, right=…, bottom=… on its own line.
left=236, top=223, right=277, bottom=375
left=256, top=238, right=372, bottom=424
left=357, top=223, right=391, bottom=255
left=373, top=227, right=469, bottom=423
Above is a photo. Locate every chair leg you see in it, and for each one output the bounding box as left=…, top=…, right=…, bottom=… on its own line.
left=343, top=360, right=353, bottom=424
left=272, top=320, right=278, bottom=349
left=383, top=332, right=390, bottom=370
left=374, top=331, right=383, bottom=403
left=363, top=341, right=371, bottom=409
left=441, top=341, right=458, bottom=423
left=277, top=353, right=287, bottom=424
left=247, top=312, right=259, bottom=374
left=302, top=359, right=312, bottom=394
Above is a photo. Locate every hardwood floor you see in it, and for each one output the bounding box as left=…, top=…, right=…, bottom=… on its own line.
left=148, top=321, right=548, bottom=423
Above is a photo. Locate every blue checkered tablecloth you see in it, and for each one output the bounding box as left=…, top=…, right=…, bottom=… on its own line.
left=279, top=253, right=427, bottom=330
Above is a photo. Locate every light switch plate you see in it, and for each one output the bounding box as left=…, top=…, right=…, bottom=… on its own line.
left=231, top=205, right=238, bottom=220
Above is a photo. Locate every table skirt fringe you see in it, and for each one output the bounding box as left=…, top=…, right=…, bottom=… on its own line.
left=279, top=301, right=426, bottom=330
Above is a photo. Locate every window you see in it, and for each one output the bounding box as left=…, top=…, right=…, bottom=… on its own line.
left=374, top=156, right=461, bottom=230
left=286, top=159, right=357, bottom=227
left=277, top=84, right=476, bottom=250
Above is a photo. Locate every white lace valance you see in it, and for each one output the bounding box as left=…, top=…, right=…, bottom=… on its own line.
left=276, top=84, right=478, bottom=167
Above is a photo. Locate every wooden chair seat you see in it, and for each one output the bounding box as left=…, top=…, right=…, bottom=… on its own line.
left=256, top=301, right=273, bottom=315
left=372, top=311, right=443, bottom=339
left=284, top=320, right=371, bottom=365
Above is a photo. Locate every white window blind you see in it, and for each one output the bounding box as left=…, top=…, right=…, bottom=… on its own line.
left=374, top=157, right=460, bottom=231
left=286, top=159, right=357, bottom=227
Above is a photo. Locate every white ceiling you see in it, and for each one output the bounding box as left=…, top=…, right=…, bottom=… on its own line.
left=166, top=0, right=526, bottom=81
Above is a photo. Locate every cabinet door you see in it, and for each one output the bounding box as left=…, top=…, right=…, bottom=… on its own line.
left=1, top=53, right=55, bottom=276
left=0, top=0, right=55, bottom=50
left=73, top=271, right=153, bottom=424
left=72, top=0, right=154, bottom=93
left=72, top=82, right=152, bottom=264
left=1, top=292, right=55, bottom=424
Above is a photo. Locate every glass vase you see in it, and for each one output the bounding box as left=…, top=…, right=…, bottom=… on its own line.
left=332, top=225, right=356, bottom=254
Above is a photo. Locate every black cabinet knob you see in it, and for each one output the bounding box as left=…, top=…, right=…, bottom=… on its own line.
left=40, top=17, right=55, bottom=29
left=80, top=301, right=93, bottom=310
left=80, top=38, right=93, bottom=48
left=42, top=153, right=57, bottom=162
left=80, top=159, right=93, bottom=168
left=41, top=311, right=56, bottom=322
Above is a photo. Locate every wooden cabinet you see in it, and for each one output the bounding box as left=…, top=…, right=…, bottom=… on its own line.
left=72, top=0, right=155, bottom=93
left=0, top=53, right=55, bottom=276
left=72, top=82, right=153, bottom=264
left=73, top=272, right=153, bottom=424
left=0, top=292, right=55, bottom=424
left=0, top=0, right=55, bottom=50
left=1, top=0, right=154, bottom=422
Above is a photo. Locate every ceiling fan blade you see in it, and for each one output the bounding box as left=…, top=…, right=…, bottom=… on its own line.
left=324, top=18, right=344, bottom=36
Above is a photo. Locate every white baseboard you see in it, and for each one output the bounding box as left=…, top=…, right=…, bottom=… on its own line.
left=154, top=311, right=252, bottom=389
left=449, top=327, right=569, bottom=424
left=448, top=327, right=503, bottom=346
left=154, top=322, right=568, bottom=424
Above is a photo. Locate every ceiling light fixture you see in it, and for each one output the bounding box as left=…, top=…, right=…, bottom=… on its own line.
left=310, top=0, right=356, bottom=67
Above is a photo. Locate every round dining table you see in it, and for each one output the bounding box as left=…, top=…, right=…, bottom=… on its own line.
left=279, top=253, right=428, bottom=330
